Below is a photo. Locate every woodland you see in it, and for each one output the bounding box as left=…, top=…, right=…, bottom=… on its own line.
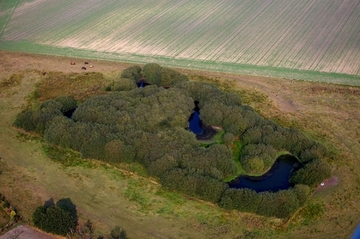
left=14, top=63, right=332, bottom=219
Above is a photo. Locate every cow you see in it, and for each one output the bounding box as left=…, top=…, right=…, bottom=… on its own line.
left=70, top=62, right=76, bottom=65
left=84, top=62, right=89, bottom=64
left=89, top=65, right=94, bottom=68
left=82, top=67, right=86, bottom=70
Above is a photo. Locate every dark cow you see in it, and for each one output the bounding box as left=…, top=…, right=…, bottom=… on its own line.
left=84, top=62, right=89, bottom=64
left=82, top=67, right=86, bottom=70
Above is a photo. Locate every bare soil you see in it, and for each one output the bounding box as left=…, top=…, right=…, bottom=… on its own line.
left=0, top=225, right=60, bottom=239
left=314, top=176, right=340, bottom=194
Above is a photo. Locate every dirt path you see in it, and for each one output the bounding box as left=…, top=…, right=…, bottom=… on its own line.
left=0, top=225, right=61, bottom=239
left=314, top=176, right=340, bottom=194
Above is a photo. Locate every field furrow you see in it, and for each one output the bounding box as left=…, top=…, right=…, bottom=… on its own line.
left=1, top=0, right=359, bottom=80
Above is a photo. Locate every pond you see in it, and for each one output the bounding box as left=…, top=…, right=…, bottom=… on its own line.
left=188, top=101, right=203, bottom=135
left=188, top=111, right=203, bottom=135
left=228, top=154, right=301, bottom=192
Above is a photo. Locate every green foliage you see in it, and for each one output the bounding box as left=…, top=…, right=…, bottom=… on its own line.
left=112, top=78, right=137, bottom=91
left=240, top=144, right=277, bottom=173
left=15, top=64, right=331, bottom=219
left=148, top=154, right=178, bottom=177
left=256, top=189, right=300, bottom=218
left=219, top=188, right=260, bottom=213
left=299, top=201, right=325, bottom=225
left=141, top=63, right=189, bottom=86
left=294, top=184, right=311, bottom=206
left=54, top=96, right=77, bottom=113
left=104, top=140, right=135, bottom=163
left=110, top=225, right=128, bottom=239
left=290, top=159, right=332, bottom=187
left=160, top=168, right=228, bottom=203
left=159, top=66, right=189, bottom=86
left=32, top=199, right=77, bottom=236
left=120, top=65, right=142, bottom=81
left=142, top=63, right=162, bottom=85
left=175, top=81, right=223, bottom=103
left=223, top=132, right=235, bottom=146
left=14, top=96, right=76, bottom=134
left=299, top=141, right=328, bottom=163
left=42, top=143, right=94, bottom=168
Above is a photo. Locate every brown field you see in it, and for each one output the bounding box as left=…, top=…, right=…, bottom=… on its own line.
left=0, top=50, right=360, bottom=239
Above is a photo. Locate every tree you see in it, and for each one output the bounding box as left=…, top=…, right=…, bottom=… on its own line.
left=32, top=198, right=78, bottom=236
left=120, top=65, right=142, bottom=81
left=290, top=158, right=332, bottom=187
left=223, top=132, right=235, bottom=146
left=112, top=78, right=137, bottom=91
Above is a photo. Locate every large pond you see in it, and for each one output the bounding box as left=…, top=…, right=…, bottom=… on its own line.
left=228, top=154, right=301, bottom=192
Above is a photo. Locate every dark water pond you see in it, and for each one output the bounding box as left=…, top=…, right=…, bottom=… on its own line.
left=63, top=108, right=76, bottom=118
left=188, top=101, right=203, bottom=135
left=137, top=80, right=150, bottom=88
left=228, top=154, right=301, bottom=192
left=188, top=111, right=203, bottom=135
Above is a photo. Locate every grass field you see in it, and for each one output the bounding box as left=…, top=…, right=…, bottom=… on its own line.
left=0, top=0, right=359, bottom=85
left=0, top=51, right=360, bottom=238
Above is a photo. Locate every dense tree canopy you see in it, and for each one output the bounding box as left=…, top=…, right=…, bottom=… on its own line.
left=33, top=198, right=77, bottom=236
left=15, top=63, right=331, bottom=218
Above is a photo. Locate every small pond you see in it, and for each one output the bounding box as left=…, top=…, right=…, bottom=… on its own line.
left=228, top=154, right=301, bottom=192
left=188, top=101, right=203, bottom=135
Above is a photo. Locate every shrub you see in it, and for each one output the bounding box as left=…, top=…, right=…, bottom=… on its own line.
left=110, top=226, right=128, bottom=239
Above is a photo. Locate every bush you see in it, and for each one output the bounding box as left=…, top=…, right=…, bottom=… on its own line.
left=110, top=226, right=128, bottom=239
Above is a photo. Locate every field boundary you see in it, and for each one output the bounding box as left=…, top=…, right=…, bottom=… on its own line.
left=1, top=42, right=359, bottom=86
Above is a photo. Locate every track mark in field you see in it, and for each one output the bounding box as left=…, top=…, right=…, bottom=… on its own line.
left=0, top=0, right=20, bottom=39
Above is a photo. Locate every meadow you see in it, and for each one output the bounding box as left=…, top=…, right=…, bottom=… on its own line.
left=0, top=0, right=360, bottom=84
